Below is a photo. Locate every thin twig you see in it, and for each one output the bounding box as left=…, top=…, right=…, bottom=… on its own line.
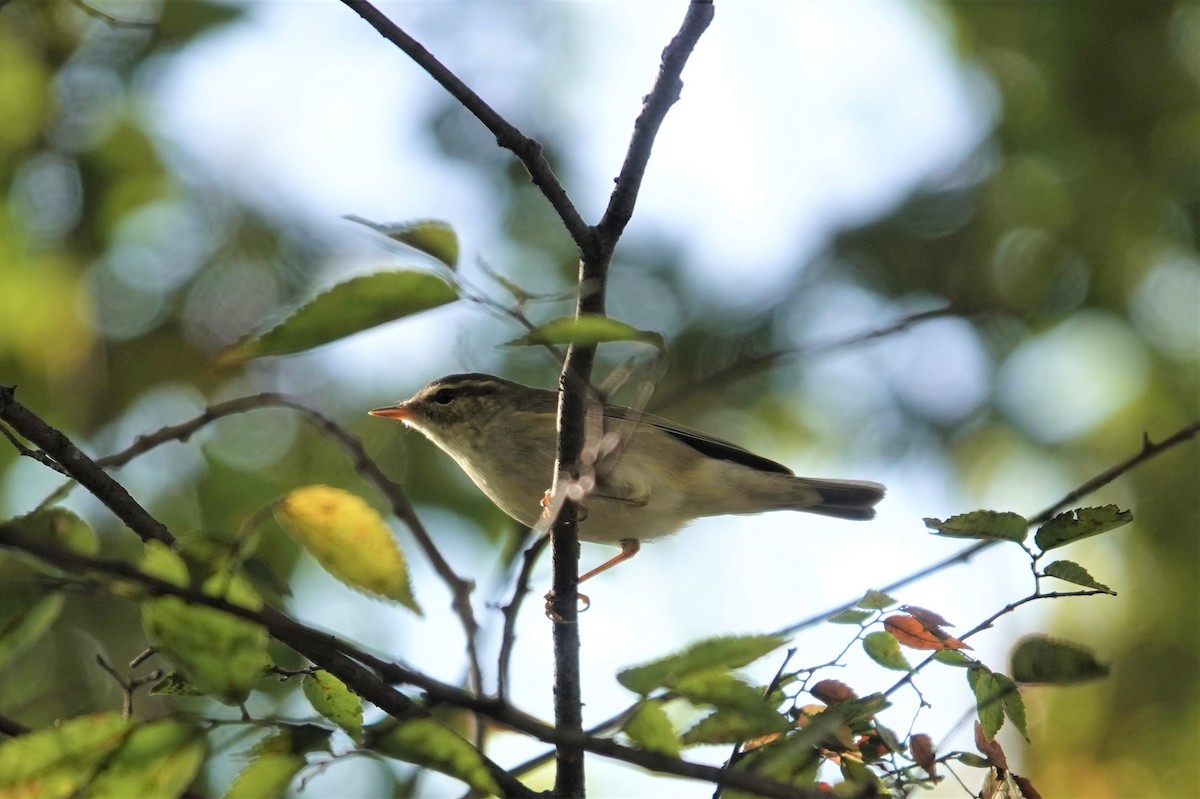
left=773, top=418, right=1200, bottom=638
left=652, top=306, right=972, bottom=411
left=497, top=534, right=549, bottom=701
left=0, top=524, right=826, bottom=799
left=338, top=0, right=591, bottom=246
left=89, top=391, right=486, bottom=697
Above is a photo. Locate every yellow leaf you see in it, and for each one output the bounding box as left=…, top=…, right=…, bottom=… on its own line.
left=275, top=486, right=420, bottom=613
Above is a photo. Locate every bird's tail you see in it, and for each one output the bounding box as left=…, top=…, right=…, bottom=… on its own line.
left=786, top=477, right=886, bottom=521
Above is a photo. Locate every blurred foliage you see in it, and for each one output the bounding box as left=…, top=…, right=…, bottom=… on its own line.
left=0, top=0, right=1196, bottom=796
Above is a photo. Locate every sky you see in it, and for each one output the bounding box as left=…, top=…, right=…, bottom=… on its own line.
left=129, top=1, right=1027, bottom=795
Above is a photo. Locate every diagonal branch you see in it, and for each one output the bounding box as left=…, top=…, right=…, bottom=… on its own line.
left=596, top=0, right=715, bottom=243
left=0, top=386, right=175, bottom=546
left=773, top=417, right=1200, bottom=638
left=338, top=0, right=590, bottom=246
left=91, top=391, right=485, bottom=697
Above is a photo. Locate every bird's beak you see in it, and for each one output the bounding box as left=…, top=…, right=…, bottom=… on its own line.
left=368, top=402, right=413, bottom=421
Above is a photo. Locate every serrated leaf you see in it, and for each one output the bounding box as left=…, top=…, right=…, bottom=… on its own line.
left=967, top=667, right=1008, bottom=740
left=219, top=270, right=457, bottom=364
left=0, top=712, right=128, bottom=798
left=617, top=634, right=787, bottom=695
left=88, top=719, right=206, bottom=799
left=924, top=510, right=1028, bottom=543
left=673, top=671, right=791, bottom=734
left=139, top=543, right=270, bottom=704
left=840, top=693, right=892, bottom=726
left=679, top=706, right=791, bottom=746
left=368, top=718, right=498, bottom=797
left=303, top=670, right=363, bottom=741
left=827, top=608, right=873, bottom=625
left=863, top=631, right=912, bottom=672
left=855, top=589, right=898, bottom=610
left=884, top=614, right=969, bottom=651
left=274, top=485, right=419, bottom=612
left=1043, top=560, right=1114, bottom=594
left=933, top=649, right=975, bottom=668
left=505, top=314, right=664, bottom=348
left=1034, top=505, right=1133, bottom=552
left=344, top=216, right=459, bottom=269
left=995, top=673, right=1028, bottom=742
left=621, top=700, right=680, bottom=757
left=1010, top=635, right=1109, bottom=684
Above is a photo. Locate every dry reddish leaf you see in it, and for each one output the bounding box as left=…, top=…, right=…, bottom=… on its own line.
left=810, top=678, right=858, bottom=705
left=884, top=614, right=972, bottom=651
left=901, top=604, right=953, bottom=629
left=910, top=733, right=938, bottom=780
left=1014, top=775, right=1043, bottom=799
left=974, top=720, right=1009, bottom=770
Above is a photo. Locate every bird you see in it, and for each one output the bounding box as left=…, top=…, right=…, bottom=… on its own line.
left=370, top=373, right=885, bottom=585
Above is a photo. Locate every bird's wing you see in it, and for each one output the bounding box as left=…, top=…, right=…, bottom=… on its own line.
left=599, top=405, right=793, bottom=476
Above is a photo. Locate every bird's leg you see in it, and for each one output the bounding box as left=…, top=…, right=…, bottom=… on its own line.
left=578, top=538, right=641, bottom=584
left=544, top=539, right=641, bottom=619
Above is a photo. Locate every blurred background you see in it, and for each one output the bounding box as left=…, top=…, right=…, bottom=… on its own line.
left=0, top=0, right=1196, bottom=796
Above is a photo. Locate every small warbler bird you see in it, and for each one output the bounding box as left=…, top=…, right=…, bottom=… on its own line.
left=370, top=373, right=885, bottom=583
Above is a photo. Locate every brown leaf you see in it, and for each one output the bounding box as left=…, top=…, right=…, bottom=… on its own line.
left=901, top=604, right=953, bottom=629
left=910, top=732, right=938, bottom=779
left=974, top=720, right=1009, bottom=770
left=1014, top=775, right=1043, bottom=799
left=885, top=614, right=972, bottom=651
left=810, top=678, right=858, bottom=705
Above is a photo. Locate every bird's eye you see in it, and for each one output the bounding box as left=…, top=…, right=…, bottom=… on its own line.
left=433, top=388, right=456, bottom=405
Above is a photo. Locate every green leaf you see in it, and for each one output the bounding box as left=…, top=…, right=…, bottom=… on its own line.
left=679, top=706, right=791, bottom=746
left=840, top=693, right=892, bottom=727
left=88, top=719, right=206, bottom=799
left=1043, top=560, right=1115, bottom=594
left=924, top=510, right=1028, bottom=543
left=219, top=270, right=457, bottom=364
left=933, top=649, right=975, bottom=668
left=855, top=590, right=898, bottom=610
left=617, top=634, right=787, bottom=695
left=0, top=592, right=63, bottom=669
left=155, top=0, right=245, bottom=49
left=302, top=670, right=363, bottom=741
left=622, top=700, right=680, bottom=757
left=673, top=671, right=791, bottom=733
left=7, top=507, right=98, bottom=556
left=995, top=673, right=1029, bottom=742
left=0, top=712, right=128, bottom=798
left=274, top=485, right=419, bottom=612
left=148, top=671, right=204, bottom=697
left=343, top=216, right=459, bottom=269
left=1034, top=505, right=1133, bottom=552
left=955, top=752, right=991, bottom=768
left=863, top=632, right=912, bottom=672
left=827, top=608, right=873, bottom=625
left=1010, top=635, right=1109, bottom=684
left=139, top=544, right=270, bottom=704
left=224, top=726, right=331, bottom=799
left=967, top=667, right=1010, bottom=740
left=506, top=314, right=664, bottom=348
left=367, top=718, right=498, bottom=797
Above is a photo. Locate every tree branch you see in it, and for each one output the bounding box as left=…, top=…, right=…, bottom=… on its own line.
left=774, top=417, right=1200, bottom=638
left=0, top=386, right=175, bottom=546
left=0, top=524, right=827, bottom=799
left=89, top=391, right=485, bottom=696
left=338, top=0, right=591, bottom=246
